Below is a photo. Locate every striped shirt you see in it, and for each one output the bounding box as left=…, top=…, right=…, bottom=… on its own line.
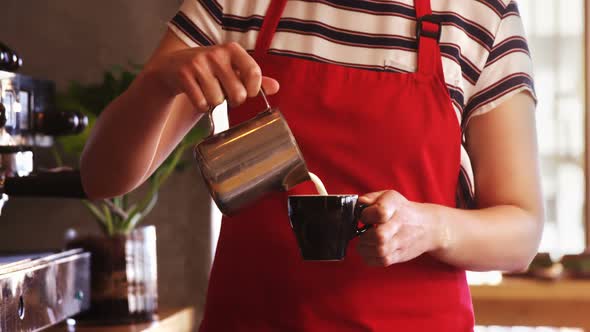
left=168, top=0, right=536, bottom=202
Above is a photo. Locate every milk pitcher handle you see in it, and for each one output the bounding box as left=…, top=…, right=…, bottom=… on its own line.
left=204, top=89, right=272, bottom=138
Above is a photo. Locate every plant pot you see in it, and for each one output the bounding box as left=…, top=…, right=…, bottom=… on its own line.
left=66, top=225, right=158, bottom=325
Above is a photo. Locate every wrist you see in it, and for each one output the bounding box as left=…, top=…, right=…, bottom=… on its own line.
left=425, top=203, right=452, bottom=254
left=135, top=66, right=177, bottom=101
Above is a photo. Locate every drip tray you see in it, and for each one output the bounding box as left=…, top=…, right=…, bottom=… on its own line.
left=0, top=249, right=90, bottom=331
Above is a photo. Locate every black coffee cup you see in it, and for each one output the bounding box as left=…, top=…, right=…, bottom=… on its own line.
left=287, top=195, right=371, bottom=261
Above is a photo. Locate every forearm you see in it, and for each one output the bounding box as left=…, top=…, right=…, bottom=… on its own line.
left=80, top=71, right=200, bottom=199
left=430, top=203, right=543, bottom=272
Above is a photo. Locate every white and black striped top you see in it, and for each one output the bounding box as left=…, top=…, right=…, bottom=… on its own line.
left=169, top=0, right=536, bottom=202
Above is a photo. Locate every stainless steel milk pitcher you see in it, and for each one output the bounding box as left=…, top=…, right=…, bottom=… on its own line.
left=194, top=90, right=310, bottom=216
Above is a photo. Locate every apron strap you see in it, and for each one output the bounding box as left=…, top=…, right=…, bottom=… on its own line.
left=255, top=0, right=288, bottom=58
left=415, top=0, right=444, bottom=77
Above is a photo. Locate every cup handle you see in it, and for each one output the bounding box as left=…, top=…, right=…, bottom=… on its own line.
left=354, top=203, right=373, bottom=237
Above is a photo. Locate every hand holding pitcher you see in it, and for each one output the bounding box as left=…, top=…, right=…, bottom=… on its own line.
left=145, top=42, right=279, bottom=111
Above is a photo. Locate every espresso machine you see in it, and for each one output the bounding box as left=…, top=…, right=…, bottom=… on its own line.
left=0, top=42, right=91, bottom=332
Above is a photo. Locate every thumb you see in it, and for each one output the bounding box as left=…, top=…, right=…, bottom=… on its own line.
left=359, top=190, right=388, bottom=204
left=261, top=76, right=280, bottom=95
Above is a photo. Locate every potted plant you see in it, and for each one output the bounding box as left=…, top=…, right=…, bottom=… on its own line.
left=55, top=65, right=208, bottom=324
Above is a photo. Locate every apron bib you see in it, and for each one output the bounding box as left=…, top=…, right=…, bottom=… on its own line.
left=200, top=0, right=474, bottom=330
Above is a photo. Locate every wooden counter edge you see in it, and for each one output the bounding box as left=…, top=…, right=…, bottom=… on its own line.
left=470, top=277, right=590, bottom=330
left=469, top=277, right=590, bottom=301
left=45, top=307, right=195, bottom=332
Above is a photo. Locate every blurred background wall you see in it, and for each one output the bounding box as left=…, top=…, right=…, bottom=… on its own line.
left=0, top=0, right=213, bottom=327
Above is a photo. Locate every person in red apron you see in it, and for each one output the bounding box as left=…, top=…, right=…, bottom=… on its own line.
left=81, top=0, right=544, bottom=331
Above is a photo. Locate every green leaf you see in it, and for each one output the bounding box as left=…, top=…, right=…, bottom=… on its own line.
left=154, top=144, right=187, bottom=188
left=183, top=119, right=210, bottom=145
left=124, top=203, right=139, bottom=217
left=112, top=196, right=123, bottom=209
left=174, top=160, right=190, bottom=172
left=82, top=200, right=113, bottom=235
left=51, top=146, right=64, bottom=167
left=102, top=203, right=114, bottom=236
left=139, top=191, right=158, bottom=219
left=124, top=212, right=143, bottom=234
left=82, top=200, right=106, bottom=223
left=138, top=181, right=159, bottom=215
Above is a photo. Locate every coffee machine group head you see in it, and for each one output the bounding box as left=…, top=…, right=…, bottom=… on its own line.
left=0, top=42, right=88, bottom=213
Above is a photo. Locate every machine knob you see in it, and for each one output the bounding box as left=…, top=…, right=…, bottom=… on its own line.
left=33, top=111, right=89, bottom=136
left=0, top=42, right=23, bottom=72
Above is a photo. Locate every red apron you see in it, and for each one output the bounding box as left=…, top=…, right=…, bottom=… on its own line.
left=200, top=0, right=474, bottom=331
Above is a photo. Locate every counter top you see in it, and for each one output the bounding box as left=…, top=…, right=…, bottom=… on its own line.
left=45, top=307, right=195, bottom=332
left=470, top=277, right=590, bottom=330
left=45, top=278, right=590, bottom=331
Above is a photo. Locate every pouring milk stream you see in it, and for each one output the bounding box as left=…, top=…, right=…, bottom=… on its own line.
left=308, top=172, right=328, bottom=196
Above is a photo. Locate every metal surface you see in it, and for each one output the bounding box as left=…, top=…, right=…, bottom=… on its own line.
left=0, top=103, right=34, bottom=179
left=0, top=249, right=91, bottom=332
left=194, top=92, right=310, bottom=215
left=0, top=71, right=56, bottom=142
left=0, top=71, right=51, bottom=182
left=0, top=148, right=33, bottom=177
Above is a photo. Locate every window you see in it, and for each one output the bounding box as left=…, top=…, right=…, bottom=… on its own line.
left=467, top=0, right=586, bottom=288
left=518, top=0, right=587, bottom=257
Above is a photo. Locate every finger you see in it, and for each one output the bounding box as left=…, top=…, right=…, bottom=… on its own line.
left=357, top=242, right=400, bottom=260
left=209, top=57, right=247, bottom=107
left=362, top=252, right=400, bottom=267
left=179, top=70, right=209, bottom=111
left=358, top=229, right=401, bottom=256
left=358, top=222, right=399, bottom=247
left=261, top=76, right=280, bottom=95
left=193, top=63, right=225, bottom=107
left=227, top=42, right=263, bottom=97
left=360, top=191, right=403, bottom=225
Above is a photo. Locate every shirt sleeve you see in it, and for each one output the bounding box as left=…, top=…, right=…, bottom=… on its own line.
left=463, top=2, right=536, bottom=123
left=168, top=0, right=224, bottom=47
